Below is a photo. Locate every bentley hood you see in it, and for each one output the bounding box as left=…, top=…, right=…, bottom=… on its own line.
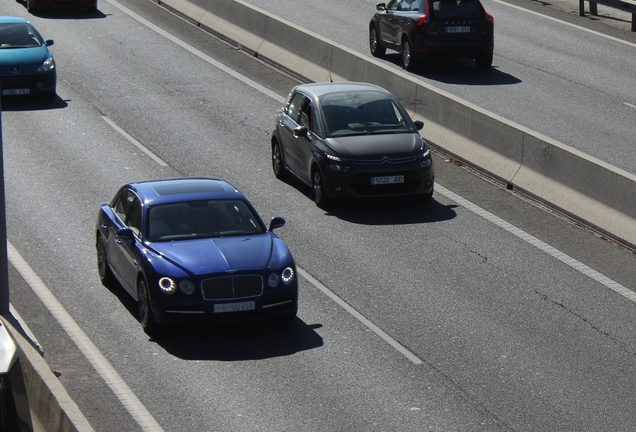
left=149, top=234, right=275, bottom=275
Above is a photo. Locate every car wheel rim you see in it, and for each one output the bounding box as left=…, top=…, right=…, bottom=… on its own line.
left=138, top=281, right=148, bottom=327
left=403, top=41, right=411, bottom=67
left=313, top=171, right=322, bottom=203
left=370, top=29, right=377, bottom=52
left=97, top=240, right=107, bottom=279
left=272, top=144, right=281, bottom=174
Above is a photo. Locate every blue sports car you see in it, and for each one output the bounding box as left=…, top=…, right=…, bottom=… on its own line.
left=96, top=178, right=298, bottom=333
left=0, top=17, right=56, bottom=98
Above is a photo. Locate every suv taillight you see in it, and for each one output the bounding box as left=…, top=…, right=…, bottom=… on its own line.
left=416, top=1, right=430, bottom=26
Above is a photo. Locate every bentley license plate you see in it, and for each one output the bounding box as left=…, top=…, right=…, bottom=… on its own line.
left=214, top=301, right=255, bottom=313
left=371, top=175, right=404, bottom=185
left=447, top=26, right=470, bottom=33
left=2, top=89, right=29, bottom=95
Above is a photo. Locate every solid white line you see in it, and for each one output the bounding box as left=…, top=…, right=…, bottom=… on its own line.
left=491, top=0, right=636, bottom=49
left=7, top=242, right=166, bottom=432
left=625, top=102, right=636, bottom=109
left=436, top=185, right=636, bottom=303
left=101, top=116, right=168, bottom=167
left=106, top=0, right=286, bottom=104
left=298, top=268, right=424, bottom=365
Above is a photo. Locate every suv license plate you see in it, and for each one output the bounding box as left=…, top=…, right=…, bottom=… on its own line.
left=371, top=175, right=404, bottom=185
left=447, top=26, right=470, bottom=33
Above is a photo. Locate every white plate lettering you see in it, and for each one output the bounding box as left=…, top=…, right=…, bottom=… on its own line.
left=446, top=26, right=470, bottom=33
left=371, top=175, right=404, bottom=185
left=2, top=89, right=30, bottom=95
left=214, top=301, right=255, bottom=313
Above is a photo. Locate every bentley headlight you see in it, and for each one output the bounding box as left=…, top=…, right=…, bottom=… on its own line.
left=158, top=277, right=177, bottom=294
left=179, top=280, right=195, bottom=295
left=281, top=267, right=295, bottom=285
left=37, top=56, right=55, bottom=72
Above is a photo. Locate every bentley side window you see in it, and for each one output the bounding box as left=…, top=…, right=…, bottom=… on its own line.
left=113, top=190, right=142, bottom=235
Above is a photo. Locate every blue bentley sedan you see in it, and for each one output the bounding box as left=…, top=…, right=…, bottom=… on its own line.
left=96, top=178, right=298, bottom=333
left=0, top=17, right=56, bottom=98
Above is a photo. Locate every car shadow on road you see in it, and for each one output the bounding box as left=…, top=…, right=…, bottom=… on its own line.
left=100, top=278, right=324, bottom=361
left=147, top=319, right=324, bottom=361
left=379, top=53, right=521, bottom=86
left=0, top=94, right=68, bottom=111
left=279, top=174, right=457, bottom=225
left=18, top=7, right=107, bottom=20
left=324, top=196, right=457, bottom=225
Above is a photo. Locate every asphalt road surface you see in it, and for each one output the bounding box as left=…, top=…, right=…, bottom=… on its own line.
left=3, top=0, right=636, bottom=430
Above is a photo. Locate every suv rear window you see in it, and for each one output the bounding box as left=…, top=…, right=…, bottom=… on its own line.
left=431, top=0, right=484, bottom=19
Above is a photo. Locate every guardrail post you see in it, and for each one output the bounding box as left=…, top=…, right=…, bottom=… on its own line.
left=590, top=0, right=598, bottom=15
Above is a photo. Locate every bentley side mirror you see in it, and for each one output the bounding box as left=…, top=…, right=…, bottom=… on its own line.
left=269, top=217, right=286, bottom=231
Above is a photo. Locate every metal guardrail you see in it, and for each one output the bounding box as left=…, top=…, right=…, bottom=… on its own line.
left=579, top=0, right=636, bottom=31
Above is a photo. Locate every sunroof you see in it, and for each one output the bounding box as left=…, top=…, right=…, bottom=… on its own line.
left=152, top=180, right=225, bottom=196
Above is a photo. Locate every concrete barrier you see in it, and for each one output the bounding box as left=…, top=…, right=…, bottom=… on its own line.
left=1, top=317, right=95, bottom=432
left=156, top=0, right=636, bottom=249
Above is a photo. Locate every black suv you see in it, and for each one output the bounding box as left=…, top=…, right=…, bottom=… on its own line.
left=369, top=0, right=494, bottom=71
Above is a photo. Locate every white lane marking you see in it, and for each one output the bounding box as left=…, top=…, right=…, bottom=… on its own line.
left=436, top=185, right=636, bottom=303
left=625, top=102, right=636, bottom=109
left=7, top=242, right=166, bottom=432
left=101, top=116, right=168, bottom=167
left=298, top=268, right=424, bottom=365
left=491, top=0, right=636, bottom=49
left=106, top=0, right=286, bottom=104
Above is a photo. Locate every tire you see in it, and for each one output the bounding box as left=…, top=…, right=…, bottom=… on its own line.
left=312, top=169, right=330, bottom=208
left=422, top=188, right=434, bottom=202
left=475, top=54, right=493, bottom=70
left=0, top=378, right=19, bottom=431
left=402, top=38, right=416, bottom=72
left=271, top=140, right=288, bottom=180
left=138, top=278, right=159, bottom=334
left=97, top=237, right=115, bottom=284
left=369, top=26, right=385, bottom=57
left=26, top=0, right=37, bottom=13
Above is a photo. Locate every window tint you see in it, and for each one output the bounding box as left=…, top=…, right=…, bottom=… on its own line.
left=286, top=92, right=306, bottom=124
left=113, top=190, right=142, bottom=235
left=431, top=0, right=483, bottom=19
left=0, top=23, right=44, bottom=48
left=396, top=0, right=419, bottom=11
left=387, top=0, right=401, bottom=11
left=147, top=200, right=265, bottom=242
left=319, top=91, right=415, bottom=137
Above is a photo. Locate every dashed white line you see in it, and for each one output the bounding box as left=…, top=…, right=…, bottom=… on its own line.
left=101, top=116, right=168, bottom=167
left=298, top=268, right=424, bottom=365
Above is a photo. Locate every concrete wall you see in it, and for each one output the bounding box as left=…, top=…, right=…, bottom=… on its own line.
left=2, top=318, right=94, bottom=432
left=157, top=0, right=636, bottom=249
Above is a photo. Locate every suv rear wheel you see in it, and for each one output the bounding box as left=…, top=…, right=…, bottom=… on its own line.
left=369, top=26, right=386, bottom=57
